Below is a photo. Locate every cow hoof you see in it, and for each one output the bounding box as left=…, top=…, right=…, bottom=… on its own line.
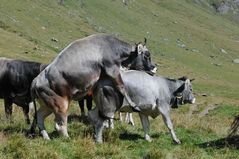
left=41, top=130, right=50, bottom=140
left=96, top=140, right=103, bottom=144
left=131, top=106, right=141, bottom=112
left=145, top=135, right=152, bottom=142
left=26, top=119, right=31, bottom=125
left=26, top=132, right=36, bottom=139
left=173, top=139, right=181, bottom=144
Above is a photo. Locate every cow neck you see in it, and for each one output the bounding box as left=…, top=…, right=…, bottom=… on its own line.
left=165, top=78, right=184, bottom=108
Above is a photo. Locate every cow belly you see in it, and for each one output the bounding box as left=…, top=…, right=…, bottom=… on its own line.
left=121, top=101, right=160, bottom=118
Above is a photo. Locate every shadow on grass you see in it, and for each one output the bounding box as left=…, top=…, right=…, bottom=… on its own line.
left=119, top=132, right=144, bottom=141
left=198, top=135, right=239, bottom=149
left=1, top=125, right=29, bottom=135
left=68, top=113, right=90, bottom=125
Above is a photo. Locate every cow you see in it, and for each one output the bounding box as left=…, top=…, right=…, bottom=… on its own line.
left=0, top=58, right=46, bottom=124
left=30, top=34, right=156, bottom=139
left=78, top=37, right=157, bottom=117
left=88, top=70, right=196, bottom=143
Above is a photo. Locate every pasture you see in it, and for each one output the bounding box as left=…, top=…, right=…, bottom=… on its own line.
left=0, top=98, right=238, bottom=158
left=0, top=0, right=239, bottom=158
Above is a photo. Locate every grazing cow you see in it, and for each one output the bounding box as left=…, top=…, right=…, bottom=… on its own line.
left=30, top=34, right=156, bottom=139
left=88, top=71, right=196, bottom=143
left=0, top=58, right=46, bottom=124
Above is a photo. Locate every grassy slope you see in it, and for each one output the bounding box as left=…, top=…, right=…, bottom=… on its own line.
left=0, top=0, right=239, bottom=158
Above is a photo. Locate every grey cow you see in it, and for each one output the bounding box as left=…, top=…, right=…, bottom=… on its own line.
left=88, top=70, right=195, bottom=143
left=30, top=34, right=156, bottom=139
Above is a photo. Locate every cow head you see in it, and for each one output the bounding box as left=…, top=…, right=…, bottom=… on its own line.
left=122, top=38, right=157, bottom=75
left=172, top=76, right=195, bottom=108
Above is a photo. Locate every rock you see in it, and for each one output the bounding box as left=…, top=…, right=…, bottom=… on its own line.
left=220, top=48, right=227, bottom=54
left=177, top=43, right=186, bottom=48
left=209, top=55, right=216, bottom=59
left=51, top=37, right=58, bottom=42
left=191, top=48, right=199, bottom=53
left=233, top=59, right=239, bottom=64
left=212, top=63, right=222, bottom=67
left=33, top=45, right=39, bottom=50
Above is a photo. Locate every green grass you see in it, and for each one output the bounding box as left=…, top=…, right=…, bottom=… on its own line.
left=0, top=0, right=239, bottom=158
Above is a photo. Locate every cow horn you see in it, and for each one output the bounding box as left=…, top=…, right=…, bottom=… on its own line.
left=144, top=37, right=147, bottom=45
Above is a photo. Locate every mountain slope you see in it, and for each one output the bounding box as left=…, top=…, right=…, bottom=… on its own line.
left=0, top=0, right=238, bottom=99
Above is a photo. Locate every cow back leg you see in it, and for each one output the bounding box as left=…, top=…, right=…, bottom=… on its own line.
left=78, top=99, right=85, bottom=116
left=54, top=98, right=69, bottom=138
left=4, top=98, right=13, bottom=122
left=160, top=106, right=181, bottom=144
left=37, top=106, right=52, bottom=140
left=139, top=113, right=152, bottom=142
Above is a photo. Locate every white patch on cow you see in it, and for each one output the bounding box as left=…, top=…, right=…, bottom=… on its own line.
left=192, top=98, right=196, bottom=104
left=145, top=134, right=152, bottom=142
left=41, top=130, right=50, bottom=140
left=29, top=102, right=34, bottom=113
left=151, top=67, right=157, bottom=74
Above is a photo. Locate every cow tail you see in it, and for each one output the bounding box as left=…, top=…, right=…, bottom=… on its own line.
left=33, top=98, right=37, bottom=124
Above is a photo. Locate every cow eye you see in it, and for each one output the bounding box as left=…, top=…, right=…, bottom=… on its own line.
left=144, top=52, right=150, bottom=57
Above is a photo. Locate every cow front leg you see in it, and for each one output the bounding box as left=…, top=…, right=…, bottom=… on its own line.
left=161, top=108, right=181, bottom=144
left=22, top=105, right=30, bottom=124
left=125, top=113, right=135, bottom=126
left=139, top=113, right=152, bottom=142
left=78, top=99, right=85, bottom=116
left=86, top=95, right=93, bottom=111
left=88, top=107, right=105, bottom=143
left=4, top=98, right=13, bottom=122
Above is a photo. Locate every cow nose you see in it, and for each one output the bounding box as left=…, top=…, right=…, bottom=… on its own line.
left=150, top=67, right=157, bottom=74
left=191, top=98, right=196, bottom=104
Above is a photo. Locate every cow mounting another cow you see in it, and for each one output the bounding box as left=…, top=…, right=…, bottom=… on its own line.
left=30, top=34, right=156, bottom=139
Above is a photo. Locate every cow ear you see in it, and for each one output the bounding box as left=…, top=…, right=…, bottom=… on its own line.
left=178, top=76, right=187, bottom=81
left=137, top=44, right=144, bottom=54
left=190, top=78, right=195, bottom=82
left=177, top=83, right=185, bottom=93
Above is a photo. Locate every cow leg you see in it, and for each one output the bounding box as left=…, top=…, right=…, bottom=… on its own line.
left=54, top=113, right=69, bottom=138
left=4, top=98, right=13, bottom=122
left=104, top=66, right=139, bottom=111
left=37, top=106, right=52, bottom=140
left=160, top=107, right=181, bottom=144
left=86, top=95, right=93, bottom=111
left=119, top=112, right=123, bottom=122
left=88, top=107, right=105, bottom=143
left=125, top=113, right=135, bottom=126
left=139, top=113, right=152, bottom=142
left=54, top=98, right=69, bottom=138
left=22, top=105, right=30, bottom=124
left=78, top=99, right=85, bottom=116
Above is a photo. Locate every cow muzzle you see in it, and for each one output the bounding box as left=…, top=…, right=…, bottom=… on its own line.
left=191, top=98, right=196, bottom=104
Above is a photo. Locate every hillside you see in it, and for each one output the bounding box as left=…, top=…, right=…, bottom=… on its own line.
left=0, top=0, right=239, bottom=158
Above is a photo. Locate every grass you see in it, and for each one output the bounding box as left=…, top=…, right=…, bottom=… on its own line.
left=0, top=0, right=239, bottom=158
